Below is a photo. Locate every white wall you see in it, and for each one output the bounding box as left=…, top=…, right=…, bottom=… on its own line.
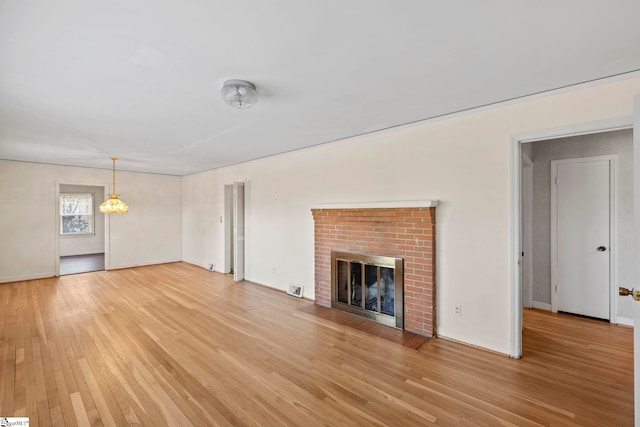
left=183, top=75, right=640, bottom=355
left=0, top=160, right=183, bottom=282
left=529, top=130, right=634, bottom=319
left=59, top=184, right=106, bottom=256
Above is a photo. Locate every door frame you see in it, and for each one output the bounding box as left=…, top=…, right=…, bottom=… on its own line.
left=521, top=152, right=533, bottom=309
left=509, top=115, right=632, bottom=358
left=55, top=180, right=111, bottom=276
left=224, top=182, right=246, bottom=280
left=233, top=181, right=245, bottom=282
left=224, top=184, right=234, bottom=274
left=549, top=155, right=617, bottom=321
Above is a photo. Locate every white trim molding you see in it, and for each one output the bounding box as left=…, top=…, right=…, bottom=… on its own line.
left=108, top=258, right=183, bottom=270
left=616, top=317, right=634, bottom=327
left=531, top=301, right=552, bottom=311
left=512, top=116, right=632, bottom=144
left=0, top=272, right=56, bottom=284
left=312, top=200, right=439, bottom=209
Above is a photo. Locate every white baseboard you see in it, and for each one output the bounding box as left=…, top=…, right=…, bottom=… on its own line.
left=531, top=301, right=552, bottom=311
left=0, top=272, right=57, bottom=284
left=616, top=317, right=634, bottom=327
left=107, top=258, right=182, bottom=270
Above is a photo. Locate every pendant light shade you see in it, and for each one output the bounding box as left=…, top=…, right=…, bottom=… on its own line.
left=100, top=157, right=128, bottom=214
left=221, top=79, right=258, bottom=109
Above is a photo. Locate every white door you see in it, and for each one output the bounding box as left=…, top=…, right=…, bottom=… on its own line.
left=632, top=95, right=640, bottom=423
left=233, top=181, right=245, bottom=282
left=552, top=157, right=611, bottom=320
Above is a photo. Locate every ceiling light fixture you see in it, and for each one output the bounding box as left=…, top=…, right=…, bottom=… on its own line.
left=221, top=79, right=258, bottom=109
left=100, top=157, right=129, bottom=214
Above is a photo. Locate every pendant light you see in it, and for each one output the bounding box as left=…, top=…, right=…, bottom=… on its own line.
left=100, top=157, right=128, bottom=214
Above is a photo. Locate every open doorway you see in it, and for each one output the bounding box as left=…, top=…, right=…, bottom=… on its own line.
left=521, top=129, right=632, bottom=324
left=224, top=182, right=245, bottom=281
left=58, top=184, right=107, bottom=275
left=511, top=118, right=634, bottom=358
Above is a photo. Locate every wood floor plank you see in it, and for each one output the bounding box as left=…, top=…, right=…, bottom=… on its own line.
left=0, top=262, right=633, bottom=426
left=69, top=391, right=91, bottom=427
left=48, top=340, right=78, bottom=427
left=78, top=358, right=120, bottom=427
left=0, top=314, right=15, bottom=417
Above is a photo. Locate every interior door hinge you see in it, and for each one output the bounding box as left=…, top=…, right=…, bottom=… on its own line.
left=554, top=176, right=558, bottom=185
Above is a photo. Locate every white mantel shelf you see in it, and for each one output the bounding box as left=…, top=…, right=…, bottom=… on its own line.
left=311, top=200, right=439, bottom=209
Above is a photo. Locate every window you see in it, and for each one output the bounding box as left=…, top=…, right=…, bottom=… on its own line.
left=60, top=193, right=94, bottom=235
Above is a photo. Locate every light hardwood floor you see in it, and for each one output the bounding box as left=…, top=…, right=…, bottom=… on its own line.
left=0, top=262, right=633, bottom=426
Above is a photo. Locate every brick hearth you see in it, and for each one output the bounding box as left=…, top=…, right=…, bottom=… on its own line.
left=312, top=206, right=436, bottom=337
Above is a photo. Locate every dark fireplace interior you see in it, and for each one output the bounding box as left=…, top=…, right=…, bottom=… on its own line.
left=331, top=250, right=404, bottom=329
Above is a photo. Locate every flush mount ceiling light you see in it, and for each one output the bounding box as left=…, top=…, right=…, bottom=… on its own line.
left=99, top=157, right=128, bottom=214
left=221, top=79, right=258, bottom=109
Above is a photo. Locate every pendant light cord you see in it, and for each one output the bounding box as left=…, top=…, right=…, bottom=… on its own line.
left=111, top=157, right=118, bottom=195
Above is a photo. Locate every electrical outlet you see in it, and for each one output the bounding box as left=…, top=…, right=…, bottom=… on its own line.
left=272, top=267, right=276, bottom=274
left=454, top=305, right=462, bottom=317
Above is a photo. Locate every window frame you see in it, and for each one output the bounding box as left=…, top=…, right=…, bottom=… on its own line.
left=59, top=193, right=95, bottom=236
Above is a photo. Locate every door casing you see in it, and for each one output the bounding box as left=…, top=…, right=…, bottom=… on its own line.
left=224, top=184, right=234, bottom=274
left=55, top=180, right=111, bottom=275
left=509, top=115, right=632, bottom=358
left=224, top=182, right=245, bottom=280
left=521, top=153, right=533, bottom=309
left=233, top=181, right=245, bottom=282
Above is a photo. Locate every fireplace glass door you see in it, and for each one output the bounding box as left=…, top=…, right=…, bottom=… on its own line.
left=331, top=251, right=403, bottom=329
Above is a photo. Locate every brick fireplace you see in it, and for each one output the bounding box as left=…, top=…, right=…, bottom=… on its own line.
left=312, top=203, right=437, bottom=337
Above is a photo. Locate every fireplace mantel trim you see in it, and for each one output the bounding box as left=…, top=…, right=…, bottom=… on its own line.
left=311, top=200, right=439, bottom=210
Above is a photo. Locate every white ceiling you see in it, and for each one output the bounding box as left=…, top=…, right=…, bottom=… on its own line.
left=1, top=1, right=639, bottom=176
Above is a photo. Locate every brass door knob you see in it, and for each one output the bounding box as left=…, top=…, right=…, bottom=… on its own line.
left=619, top=287, right=640, bottom=301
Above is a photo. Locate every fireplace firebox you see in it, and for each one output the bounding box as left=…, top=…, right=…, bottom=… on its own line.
left=331, top=250, right=404, bottom=329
